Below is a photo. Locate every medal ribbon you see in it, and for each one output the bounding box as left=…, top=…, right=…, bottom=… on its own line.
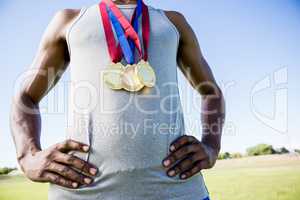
left=129, top=0, right=142, bottom=53
left=99, top=0, right=150, bottom=64
left=107, top=5, right=135, bottom=64
left=130, top=0, right=150, bottom=61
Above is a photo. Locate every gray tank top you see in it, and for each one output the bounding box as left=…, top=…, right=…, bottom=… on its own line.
left=49, top=3, right=209, bottom=200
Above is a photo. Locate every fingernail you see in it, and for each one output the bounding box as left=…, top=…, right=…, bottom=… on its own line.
left=72, top=182, right=78, bottom=188
left=163, top=159, right=170, bottom=167
left=84, top=178, right=92, bottom=184
left=83, top=146, right=90, bottom=152
left=170, top=145, right=175, bottom=151
left=90, top=168, right=98, bottom=175
left=168, top=170, right=175, bottom=177
left=181, top=174, right=187, bottom=179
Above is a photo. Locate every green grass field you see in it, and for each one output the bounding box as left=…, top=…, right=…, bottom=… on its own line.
left=1, top=154, right=300, bottom=200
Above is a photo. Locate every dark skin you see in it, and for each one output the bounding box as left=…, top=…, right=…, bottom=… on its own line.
left=162, top=11, right=225, bottom=179
left=10, top=0, right=225, bottom=189
left=10, top=9, right=98, bottom=189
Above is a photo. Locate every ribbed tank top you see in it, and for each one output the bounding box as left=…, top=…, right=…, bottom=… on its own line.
left=48, top=3, right=209, bottom=200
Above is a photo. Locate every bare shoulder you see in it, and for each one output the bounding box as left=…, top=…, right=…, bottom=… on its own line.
left=164, top=10, right=187, bottom=28
left=163, top=10, right=189, bottom=33
left=47, top=9, right=81, bottom=40
left=164, top=10, right=186, bottom=23
left=56, top=8, right=81, bottom=19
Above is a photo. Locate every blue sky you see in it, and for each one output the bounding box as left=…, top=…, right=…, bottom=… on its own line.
left=0, top=0, right=299, bottom=167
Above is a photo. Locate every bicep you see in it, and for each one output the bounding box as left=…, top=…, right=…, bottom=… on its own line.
left=176, top=15, right=218, bottom=94
left=22, top=11, right=71, bottom=103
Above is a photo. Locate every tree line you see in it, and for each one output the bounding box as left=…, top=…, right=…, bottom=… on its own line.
left=0, top=167, right=17, bottom=175
left=218, top=144, right=299, bottom=160
left=1, top=144, right=299, bottom=175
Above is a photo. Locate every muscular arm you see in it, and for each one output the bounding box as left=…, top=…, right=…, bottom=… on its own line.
left=10, top=9, right=97, bottom=188
left=163, top=11, right=225, bottom=179
left=171, top=11, right=225, bottom=151
left=11, top=10, right=72, bottom=160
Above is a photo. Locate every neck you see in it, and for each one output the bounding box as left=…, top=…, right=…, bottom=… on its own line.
left=113, top=0, right=138, bottom=5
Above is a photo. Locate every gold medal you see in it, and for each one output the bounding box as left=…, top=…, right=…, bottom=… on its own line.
left=103, top=62, right=124, bottom=90
left=136, top=60, right=156, bottom=88
left=103, top=61, right=155, bottom=92
left=100, top=1, right=153, bottom=93
left=122, top=64, right=145, bottom=92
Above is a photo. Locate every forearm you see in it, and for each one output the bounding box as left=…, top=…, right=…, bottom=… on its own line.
left=201, top=89, right=225, bottom=153
left=10, top=92, right=98, bottom=188
left=10, top=92, right=42, bottom=164
left=162, top=87, right=225, bottom=176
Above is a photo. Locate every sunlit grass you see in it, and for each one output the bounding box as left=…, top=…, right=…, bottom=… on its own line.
left=1, top=155, right=299, bottom=200
left=203, top=154, right=300, bottom=200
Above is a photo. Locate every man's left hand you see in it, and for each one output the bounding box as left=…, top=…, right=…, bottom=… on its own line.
left=162, top=135, right=219, bottom=180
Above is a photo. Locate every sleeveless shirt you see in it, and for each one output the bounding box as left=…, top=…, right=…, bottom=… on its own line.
left=48, top=3, right=209, bottom=200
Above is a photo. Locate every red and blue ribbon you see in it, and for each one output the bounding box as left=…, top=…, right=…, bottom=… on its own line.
left=107, top=5, right=134, bottom=64
left=99, top=0, right=150, bottom=64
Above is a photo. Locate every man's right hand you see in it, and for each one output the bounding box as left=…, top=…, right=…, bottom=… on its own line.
left=19, top=139, right=98, bottom=189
